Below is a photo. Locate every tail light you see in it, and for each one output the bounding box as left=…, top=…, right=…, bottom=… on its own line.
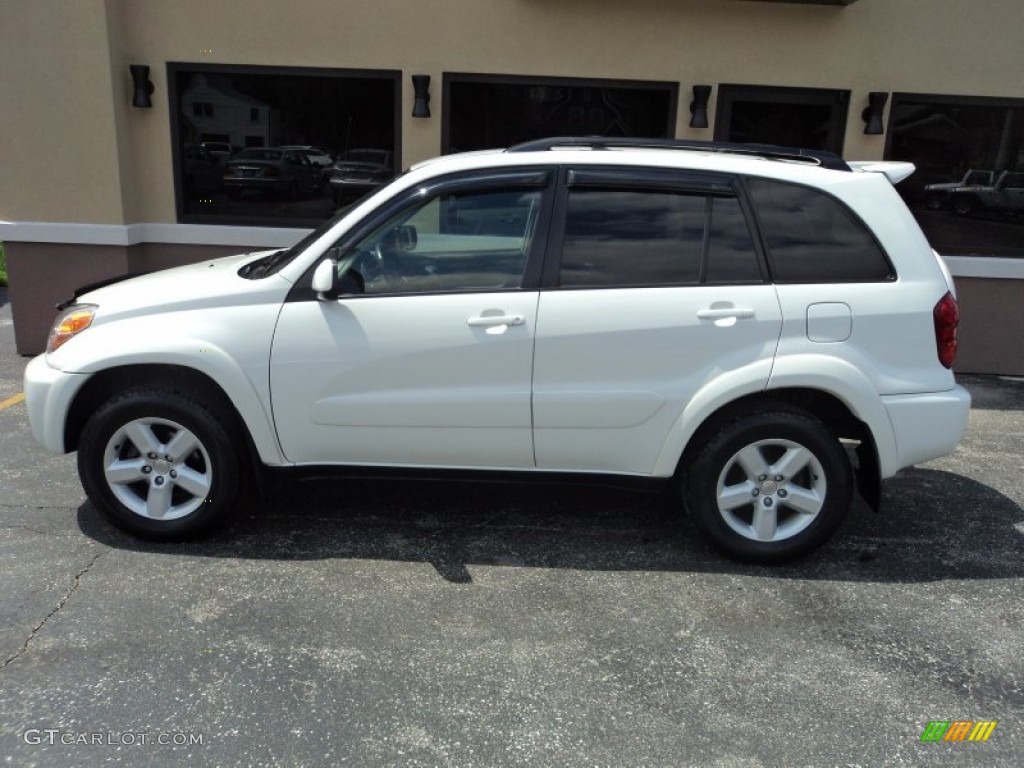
left=933, top=291, right=959, bottom=369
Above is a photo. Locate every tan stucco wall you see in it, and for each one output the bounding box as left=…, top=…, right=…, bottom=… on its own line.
left=3, top=0, right=1023, bottom=227
left=0, top=0, right=126, bottom=224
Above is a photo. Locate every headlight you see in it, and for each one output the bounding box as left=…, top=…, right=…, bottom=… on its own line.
left=47, top=304, right=97, bottom=353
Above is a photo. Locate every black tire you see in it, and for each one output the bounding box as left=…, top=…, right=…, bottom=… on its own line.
left=77, top=387, right=246, bottom=540
left=683, top=408, right=853, bottom=564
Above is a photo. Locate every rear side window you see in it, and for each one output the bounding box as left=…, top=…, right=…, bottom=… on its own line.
left=745, top=178, right=894, bottom=282
left=559, top=188, right=762, bottom=288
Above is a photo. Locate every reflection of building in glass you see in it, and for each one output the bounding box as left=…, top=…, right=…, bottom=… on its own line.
left=180, top=74, right=275, bottom=149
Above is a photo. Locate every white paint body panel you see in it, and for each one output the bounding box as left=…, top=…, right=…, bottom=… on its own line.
left=270, top=293, right=539, bottom=467
left=532, top=286, right=783, bottom=474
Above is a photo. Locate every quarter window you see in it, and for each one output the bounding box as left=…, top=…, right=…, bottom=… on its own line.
left=745, top=178, right=894, bottom=282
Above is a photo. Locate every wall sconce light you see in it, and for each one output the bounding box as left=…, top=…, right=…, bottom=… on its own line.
left=689, top=85, right=712, bottom=129
left=412, top=75, right=431, bottom=118
left=862, top=91, right=888, bottom=135
left=130, top=65, right=154, bottom=108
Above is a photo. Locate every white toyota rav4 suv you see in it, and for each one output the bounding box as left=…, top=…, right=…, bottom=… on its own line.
left=25, top=138, right=971, bottom=563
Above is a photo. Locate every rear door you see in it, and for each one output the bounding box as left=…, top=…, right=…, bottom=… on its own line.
left=532, top=168, right=783, bottom=474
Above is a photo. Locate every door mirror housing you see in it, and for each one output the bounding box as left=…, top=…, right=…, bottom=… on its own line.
left=311, top=259, right=337, bottom=299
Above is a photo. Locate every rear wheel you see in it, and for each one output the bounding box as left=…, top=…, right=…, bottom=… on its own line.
left=78, top=388, right=247, bottom=539
left=683, top=408, right=853, bottom=563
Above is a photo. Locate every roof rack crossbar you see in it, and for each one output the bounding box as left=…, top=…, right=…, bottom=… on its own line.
left=505, top=136, right=851, bottom=172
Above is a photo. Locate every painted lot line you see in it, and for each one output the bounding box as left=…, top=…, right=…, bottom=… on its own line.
left=0, top=392, right=25, bottom=410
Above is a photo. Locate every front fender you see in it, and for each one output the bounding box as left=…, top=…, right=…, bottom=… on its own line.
left=47, top=308, right=286, bottom=466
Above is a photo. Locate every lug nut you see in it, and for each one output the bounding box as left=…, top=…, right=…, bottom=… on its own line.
left=752, top=489, right=760, bottom=497
left=778, top=489, right=788, bottom=498
left=154, top=476, right=164, bottom=486
left=775, top=475, right=784, bottom=482
left=759, top=475, right=767, bottom=481
left=170, top=470, right=177, bottom=479
left=763, top=497, right=773, bottom=507
left=148, top=452, right=157, bottom=459
left=142, top=465, right=152, bottom=475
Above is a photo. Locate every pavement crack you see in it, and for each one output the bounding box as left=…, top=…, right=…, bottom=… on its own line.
left=0, top=551, right=102, bottom=670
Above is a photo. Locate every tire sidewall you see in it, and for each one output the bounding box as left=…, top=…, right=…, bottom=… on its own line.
left=78, top=390, right=242, bottom=539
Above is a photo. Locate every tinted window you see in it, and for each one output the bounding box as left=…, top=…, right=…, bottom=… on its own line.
left=559, top=188, right=761, bottom=288
left=705, top=197, right=762, bottom=283
left=169, top=64, right=399, bottom=226
left=340, top=187, right=544, bottom=295
left=745, top=178, right=894, bottom=282
left=446, top=75, right=676, bottom=153
left=560, top=190, right=704, bottom=287
left=886, top=94, right=1024, bottom=257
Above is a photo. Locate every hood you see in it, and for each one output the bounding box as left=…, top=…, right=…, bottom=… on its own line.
left=78, top=250, right=290, bottom=320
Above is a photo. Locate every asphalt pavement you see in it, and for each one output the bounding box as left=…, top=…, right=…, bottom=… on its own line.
left=1, top=284, right=1022, bottom=767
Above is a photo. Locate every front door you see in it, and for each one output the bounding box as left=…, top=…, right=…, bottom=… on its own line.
left=270, top=170, right=553, bottom=468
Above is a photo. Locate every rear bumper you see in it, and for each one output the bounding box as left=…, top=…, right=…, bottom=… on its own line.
left=880, top=385, right=971, bottom=476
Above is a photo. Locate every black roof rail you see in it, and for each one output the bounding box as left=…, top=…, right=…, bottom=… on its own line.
left=505, top=136, right=851, bottom=172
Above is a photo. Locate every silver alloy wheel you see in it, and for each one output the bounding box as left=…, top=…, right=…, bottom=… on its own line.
left=715, top=438, right=827, bottom=543
left=102, top=417, right=213, bottom=521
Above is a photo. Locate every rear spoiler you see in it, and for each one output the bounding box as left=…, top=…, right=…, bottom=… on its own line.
left=848, top=161, right=916, bottom=184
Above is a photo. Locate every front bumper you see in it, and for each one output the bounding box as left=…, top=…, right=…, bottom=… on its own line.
left=24, top=355, right=91, bottom=454
left=881, top=384, right=972, bottom=475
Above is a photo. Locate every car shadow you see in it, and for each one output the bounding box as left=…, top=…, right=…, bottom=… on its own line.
left=958, top=373, right=1024, bottom=412
left=76, top=467, right=1024, bottom=584
left=0, top=286, right=8, bottom=309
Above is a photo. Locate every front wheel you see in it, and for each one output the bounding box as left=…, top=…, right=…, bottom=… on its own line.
left=78, top=388, right=247, bottom=539
left=683, top=408, right=853, bottom=564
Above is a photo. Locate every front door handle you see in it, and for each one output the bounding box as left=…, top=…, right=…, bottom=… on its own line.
left=467, top=314, right=525, bottom=328
left=697, top=307, right=755, bottom=320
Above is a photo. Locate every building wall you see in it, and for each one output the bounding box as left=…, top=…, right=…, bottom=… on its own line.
left=2, top=0, right=1022, bottom=367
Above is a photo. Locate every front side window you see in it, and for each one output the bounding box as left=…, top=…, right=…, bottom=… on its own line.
left=558, top=187, right=761, bottom=288
left=745, top=178, right=894, bottom=283
left=338, top=186, right=545, bottom=295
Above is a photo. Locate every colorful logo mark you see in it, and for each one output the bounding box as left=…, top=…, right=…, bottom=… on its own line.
left=920, top=720, right=997, bottom=742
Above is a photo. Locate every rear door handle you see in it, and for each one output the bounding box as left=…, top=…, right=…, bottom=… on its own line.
left=697, top=307, right=755, bottom=320
left=467, top=314, right=525, bottom=327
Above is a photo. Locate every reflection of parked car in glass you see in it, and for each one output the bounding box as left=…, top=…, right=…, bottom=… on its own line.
left=947, top=170, right=1024, bottom=216
left=325, top=149, right=394, bottom=204
left=279, top=145, right=334, bottom=170
left=183, top=145, right=223, bottom=194
left=922, top=170, right=995, bottom=210
left=200, top=141, right=236, bottom=163
left=223, top=148, right=322, bottom=199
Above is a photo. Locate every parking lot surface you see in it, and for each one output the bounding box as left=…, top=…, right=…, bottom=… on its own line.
left=1, top=285, right=1021, bottom=767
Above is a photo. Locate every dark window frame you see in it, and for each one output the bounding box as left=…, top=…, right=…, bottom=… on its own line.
left=714, top=84, right=850, bottom=155
left=167, top=62, right=402, bottom=228
left=441, top=72, right=679, bottom=155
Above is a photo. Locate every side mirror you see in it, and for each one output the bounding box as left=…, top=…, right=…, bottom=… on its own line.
left=311, top=259, right=337, bottom=299
left=394, top=224, right=417, bottom=252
